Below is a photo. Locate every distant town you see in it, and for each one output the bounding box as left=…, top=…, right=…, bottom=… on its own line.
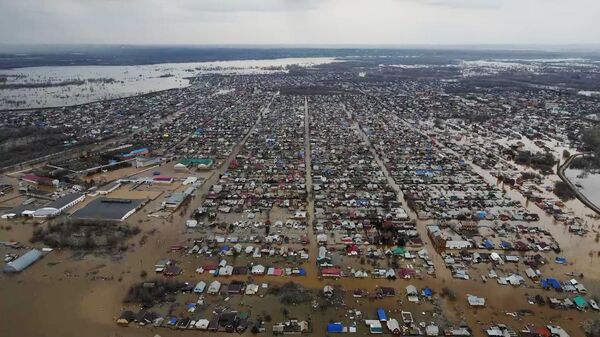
left=1, top=49, right=600, bottom=337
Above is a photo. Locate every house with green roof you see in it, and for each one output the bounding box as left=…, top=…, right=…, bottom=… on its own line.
left=177, top=158, right=214, bottom=169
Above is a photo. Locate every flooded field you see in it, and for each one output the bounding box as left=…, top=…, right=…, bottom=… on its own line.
left=0, top=57, right=337, bottom=109
left=565, top=168, right=600, bottom=209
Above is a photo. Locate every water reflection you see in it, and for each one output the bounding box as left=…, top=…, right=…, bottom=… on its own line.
left=565, top=168, right=600, bottom=208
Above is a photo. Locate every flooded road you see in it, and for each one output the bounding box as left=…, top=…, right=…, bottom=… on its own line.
left=304, top=96, right=319, bottom=280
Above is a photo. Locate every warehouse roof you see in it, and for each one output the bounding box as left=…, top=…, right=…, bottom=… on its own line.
left=3, top=249, right=43, bottom=273
left=46, top=192, right=84, bottom=210
left=71, top=197, right=144, bottom=221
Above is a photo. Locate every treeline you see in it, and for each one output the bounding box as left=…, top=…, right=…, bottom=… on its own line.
left=0, top=127, right=63, bottom=144
left=31, top=219, right=140, bottom=251
left=573, top=126, right=600, bottom=169
left=515, top=151, right=556, bottom=174
left=124, top=280, right=185, bottom=307
left=554, top=181, right=576, bottom=201
left=571, top=156, right=600, bottom=170
left=0, top=79, right=86, bottom=89
left=0, top=77, right=118, bottom=89
left=0, top=127, right=70, bottom=168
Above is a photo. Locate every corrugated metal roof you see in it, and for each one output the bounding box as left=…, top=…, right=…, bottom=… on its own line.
left=4, top=249, right=42, bottom=272
left=46, top=192, right=84, bottom=210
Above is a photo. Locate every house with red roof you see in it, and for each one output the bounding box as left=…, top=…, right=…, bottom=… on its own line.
left=321, top=267, right=342, bottom=278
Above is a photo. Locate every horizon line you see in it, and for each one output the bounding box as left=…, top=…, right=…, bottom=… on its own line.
left=2, top=42, right=600, bottom=50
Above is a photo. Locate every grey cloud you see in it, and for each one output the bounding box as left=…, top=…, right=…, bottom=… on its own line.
left=396, top=0, right=500, bottom=9
left=73, top=0, right=323, bottom=12
left=186, top=0, right=322, bottom=12
left=0, top=0, right=598, bottom=45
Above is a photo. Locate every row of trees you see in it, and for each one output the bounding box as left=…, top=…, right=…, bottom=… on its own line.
left=572, top=126, right=600, bottom=170
left=31, top=219, right=140, bottom=251
left=582, top=126, right=600, bottom=154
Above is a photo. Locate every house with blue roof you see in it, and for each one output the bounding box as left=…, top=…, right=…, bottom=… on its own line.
left=549, top=278, right=563, bottom=291
left=482, top=240, right=494, bottom=249
left=327, top=323, right=345, bottom=333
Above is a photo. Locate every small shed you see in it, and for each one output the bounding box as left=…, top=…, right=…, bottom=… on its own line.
left=195, top=319, right=210, bottom=330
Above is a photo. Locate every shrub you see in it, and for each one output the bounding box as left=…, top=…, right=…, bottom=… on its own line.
left=554, top=181, right=576, bottom=201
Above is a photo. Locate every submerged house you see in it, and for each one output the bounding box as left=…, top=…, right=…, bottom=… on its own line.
left=406, top=285, right=419, bottom=302
left=193, top=281, right=206, bottom=294
left=207, top=280, right=221, bottom=294
left=365, top=320, right=383, bottom=334
left=321, top=267, right=342, bottom=278
left=467, top=294, right=486, bottom=307
left=386, top=319, right=401, bottom=335
left=245, top=284, right=259, bottom=295
left=272, top=320, right=309, bottom=334
left=327, top=323, right=345, bottom=333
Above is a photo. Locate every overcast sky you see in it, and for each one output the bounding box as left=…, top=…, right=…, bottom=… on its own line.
left=0, top=0, right=598, bottom=45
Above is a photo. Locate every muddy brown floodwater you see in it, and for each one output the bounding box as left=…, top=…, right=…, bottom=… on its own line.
left=1, top=94, right=599, bottom=337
